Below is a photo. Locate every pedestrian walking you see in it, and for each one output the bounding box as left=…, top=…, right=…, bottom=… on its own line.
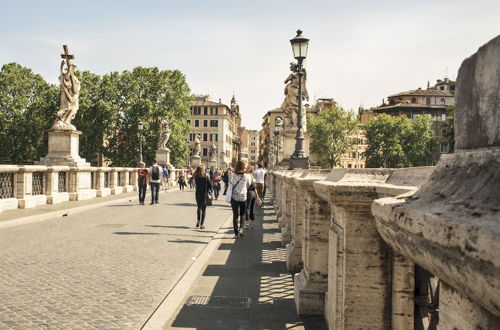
left=162, top=166, right=169, bottom=191
left=212, top=171, right=222, bottom=200
left=222, top=167, right=231, bottom=195
left=178, top=171, right=186, bottom=191
left=149, top=159, right=162, bottom=205
left=187, top=171, right=194, bottom=190
left=194, top=165, right=212, bottom=229
left=254, top=163, right=267, bottom=200
left=137, top=162, right=148, bottom=205
left=230, top=161, right=250, bottom=238
left=245, top=165, right=256, bottom=227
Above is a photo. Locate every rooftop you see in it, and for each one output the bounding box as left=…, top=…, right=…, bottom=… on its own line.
left=388, top=89, right=453, bottom=98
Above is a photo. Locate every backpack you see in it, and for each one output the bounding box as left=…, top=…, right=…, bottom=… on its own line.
left=151, top=166, right=160, bottom=180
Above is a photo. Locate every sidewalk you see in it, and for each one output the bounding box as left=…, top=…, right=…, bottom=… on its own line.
left=0, top=186, right=178, bottom=229
left=161, top=199, right=328, bottom=330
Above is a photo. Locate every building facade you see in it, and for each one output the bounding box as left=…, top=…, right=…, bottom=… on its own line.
left=247, top=130, right=259, bottom=167
left=187, top=95, right=241, bottom=168
left=360, top=78, right=455, bottom=165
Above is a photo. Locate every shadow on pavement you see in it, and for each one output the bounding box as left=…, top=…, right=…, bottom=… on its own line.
left=168, top=239, right=208, bottom=244
left=169, top=201, right=327, bottom=330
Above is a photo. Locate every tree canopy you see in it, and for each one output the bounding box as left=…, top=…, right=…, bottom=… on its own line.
left=364, top=114, right=435, bottom=168
left=0, top=63, right=192, bottom=167
left=308, top=102, right=358, bottom=168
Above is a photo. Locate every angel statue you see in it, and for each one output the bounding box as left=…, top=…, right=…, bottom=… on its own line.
left=53, top=60, right=80, bottom=130
left=157, top=116, right=171, bottom=150
left=209, top=143, right=218, bottom=162
left=279, top=62, right=309, bottom=127
left=193, top=134, right=201, bottom=157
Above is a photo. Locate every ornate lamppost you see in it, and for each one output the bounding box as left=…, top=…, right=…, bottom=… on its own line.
left=138, top=121, right=144, bottom=165
left=289, top=29, right=310, bottom=169
left=274, top=117, right=283, bottom=167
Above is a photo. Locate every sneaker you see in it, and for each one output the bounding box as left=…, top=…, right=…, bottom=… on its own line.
left=196, top=222, right=200, bottom=228
left=150, top=202, right=154, bottom=205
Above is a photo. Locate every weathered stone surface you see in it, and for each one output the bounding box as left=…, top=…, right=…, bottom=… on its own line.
left=455, top=35, right=500, bottom=150
left=314, top=167, right=433, bottom=329
left=373, top=35, right=500, bottom=325
left=37, top=130, right=90, bottom=167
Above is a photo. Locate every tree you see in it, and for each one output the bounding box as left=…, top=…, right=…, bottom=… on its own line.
left=103, top=67, right=192, bottom=167
left=364, top=114, right=435, bottom=168
left=441, top=104, right=455, bottom=153
left=0, top=63, right=58, bottom=163
left=308, top=103, right=358, bottom=168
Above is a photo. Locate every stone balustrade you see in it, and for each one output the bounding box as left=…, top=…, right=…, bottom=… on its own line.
left=0, top=165, right=169, bottom=212
left=267, top=34, right=500, bottom=329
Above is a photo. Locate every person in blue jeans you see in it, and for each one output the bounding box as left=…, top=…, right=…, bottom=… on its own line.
left=148, top=159, right=163, bottom=204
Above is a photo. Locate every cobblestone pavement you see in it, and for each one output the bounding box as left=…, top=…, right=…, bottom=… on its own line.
left=0, top=190, right=232, bottom=330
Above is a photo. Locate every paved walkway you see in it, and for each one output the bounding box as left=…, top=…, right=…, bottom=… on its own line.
left=164, top=200, right=327, bottom=330
left=0, top=189, right=232, bottom=329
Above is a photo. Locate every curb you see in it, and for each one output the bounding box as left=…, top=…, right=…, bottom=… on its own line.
left=0, top=187, right=178, bottom=230
left=141, top=213, right=233, bottom=330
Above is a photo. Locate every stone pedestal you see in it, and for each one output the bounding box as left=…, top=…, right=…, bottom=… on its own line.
left=38, top=130, right=89, bottom=167
left=156, top=148, right=171, bottom=169
left=191, top=156, right=201, bottom=167
left=293, top=172, right=330, bottom=315
left=373, top=35, right=500, bottom=329
left=314, top=168, right=433, bottom=329
left=281, top=129, right=311, bottom=161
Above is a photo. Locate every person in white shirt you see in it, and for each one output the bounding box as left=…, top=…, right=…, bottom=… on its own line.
left=253, top=163, right=266, bottom=199
left=148, top=159, right=163, bottom=204
left=230, top=160, right=250, bottom=238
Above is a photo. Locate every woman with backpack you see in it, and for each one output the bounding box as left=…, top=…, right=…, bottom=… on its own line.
left=178, top=171, right=186, bottom=191
left=229, top=160, right=251, bottom=238
left=194, top=165, right=212, bottom=229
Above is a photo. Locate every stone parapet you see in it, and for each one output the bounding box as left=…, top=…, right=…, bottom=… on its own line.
left=314, top=168, right=433, bottom=329
left=373, top=35, right=500, bottom=329
left=0, top=165, right=139, bottom=212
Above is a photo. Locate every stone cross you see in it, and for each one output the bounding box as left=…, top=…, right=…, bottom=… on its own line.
left=61, top=45, right=74, bottom=70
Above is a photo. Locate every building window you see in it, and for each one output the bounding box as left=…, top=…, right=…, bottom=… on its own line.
left=426, top=98, right=431, bottom=105
left=195, top=120, right=199, bottom=127
left=440, top=86, right=445, bottom=90
left=441, top=114, right=446, bottom=121
left=187, top=119, right=191, bottom=125
left=203, top=148, right=208, bottom=156
left=204, top=107, right=208, bottom=115
left=440, top=143, right=449, bottom=154
left=440, top=98, right=446, bottom=105
left=213, top=133, right=218, bottom=142
left=203, top=120, right=208, bottom=127
left=203, top=133, right=208, bottom=141
left=210, top=120, right=218, bottom=127
left=211, top=107, right=218, bottom=115
left=412, top=113, right=418, bottom=120
left=193, top=107, right=201, bottom=115
left=411, top=97, right=417, bottom=103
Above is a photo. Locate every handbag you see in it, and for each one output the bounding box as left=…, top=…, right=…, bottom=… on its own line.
left=255, top=196, right=263, bottom=207
left=206, top=191, right=213, bottom=206
left=224, top=184, right=233, bottom=203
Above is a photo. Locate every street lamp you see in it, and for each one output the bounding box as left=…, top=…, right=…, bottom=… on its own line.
left=274, top=117, right=283, bottom=167
left=289, top=29, right=310, bottom=169
left=138, top=121, right=144, bottom=165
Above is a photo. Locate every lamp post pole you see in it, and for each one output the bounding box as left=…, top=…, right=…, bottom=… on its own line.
left=289, top=29, right=310, bottom=169
left=138, top=121, right=144, bottom=165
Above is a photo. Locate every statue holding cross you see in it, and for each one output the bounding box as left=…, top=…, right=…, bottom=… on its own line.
left=53, top=45, right=81, bottom=130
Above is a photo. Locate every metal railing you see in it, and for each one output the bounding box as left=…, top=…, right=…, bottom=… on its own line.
left=32, top=172, right=45, bottom=195
left=0, top=173, right=14, bottom=199
left=58, top=172, right=67, bottom=192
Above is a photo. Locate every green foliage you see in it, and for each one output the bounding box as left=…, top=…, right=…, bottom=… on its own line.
left=0, top=63, right=191, bottom=167
left=442, top=104, right=455, bottom=153
left=364, top=114, right=435, bottom=168
left=308, top=103, right=358, bottom=168
left=0, top=63, right=58, bottom=163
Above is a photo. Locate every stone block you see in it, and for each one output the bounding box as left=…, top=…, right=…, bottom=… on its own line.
left=37, top=130, right=90, bottom=167
left=97, top=188, right=112, bottom=197
left=0, top=198, right=18, bottom=212
left=47, top=192, right=70, bottom=204
left=18, top=195, right=47, bottom=209
left=69, top=189, right=96, bottom=201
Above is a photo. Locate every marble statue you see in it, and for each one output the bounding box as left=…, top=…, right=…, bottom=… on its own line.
left=53, top=45, right=80, bottom=131
left=157, top=116, right=171, bottom=150
left=193, top=134, right=201, bottom=157
left=280, top=62, right=309, bottom=126
left=209, top=143, right=218, bottom=162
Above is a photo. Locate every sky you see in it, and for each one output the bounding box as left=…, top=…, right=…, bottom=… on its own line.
left=1, top=0, right=499, bottom=130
